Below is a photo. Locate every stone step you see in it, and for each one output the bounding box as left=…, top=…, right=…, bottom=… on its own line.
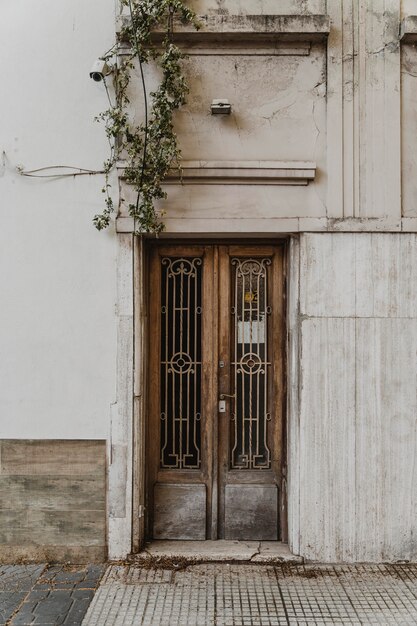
left=128, top=540, right=303, bottom=566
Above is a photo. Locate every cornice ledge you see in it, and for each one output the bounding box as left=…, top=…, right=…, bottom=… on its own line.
left=115, top=216, right=416, bottom=234
left=117, top=160, right=317, bottom=186
left=117, top=14, right=330, bottom=46
left=167, top=160, right=316, bottom=185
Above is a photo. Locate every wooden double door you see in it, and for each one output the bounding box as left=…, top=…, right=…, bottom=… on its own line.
left=147, top=243, right=286, bottom=541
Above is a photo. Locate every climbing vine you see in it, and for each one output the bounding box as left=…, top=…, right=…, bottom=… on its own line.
left=93, top=0, right=199, bottom=233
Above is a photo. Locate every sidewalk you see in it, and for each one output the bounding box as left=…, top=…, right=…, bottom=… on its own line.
left=0, top=564, right=104, bottom=625
left=1, top=562, right=417, bottom=625
left=83, top=563, right=417, bottom=626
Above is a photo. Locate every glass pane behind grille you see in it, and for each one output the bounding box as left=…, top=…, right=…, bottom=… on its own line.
left=231, top=258, right=272, bottom=470
left=160, top=257, right=202, bottom=469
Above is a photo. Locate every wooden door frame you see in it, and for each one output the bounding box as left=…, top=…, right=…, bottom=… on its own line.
left=131, top=236, right=289, bottom=550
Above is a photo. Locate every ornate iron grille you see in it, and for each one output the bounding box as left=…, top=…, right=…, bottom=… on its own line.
left=230, top=258, right=272, bottom=470
left=160, top=257, right=202, bottom=469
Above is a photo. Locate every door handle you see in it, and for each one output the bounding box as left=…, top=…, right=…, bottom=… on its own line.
left=220, top=393, right=235, bottom=400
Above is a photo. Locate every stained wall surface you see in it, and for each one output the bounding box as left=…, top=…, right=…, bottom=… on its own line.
left=188, top=0, right=327, bottom=14
left=118, top=0, right=417, bottom=233
left=122, top=42, right=327, bottom=230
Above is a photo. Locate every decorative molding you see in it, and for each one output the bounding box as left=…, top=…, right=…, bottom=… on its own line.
left=166, top=161, right=316, bottom=186
left=115, top=217, right=414, bottom=234
left=327, top=1, right=401, bottom=221
left=179, top=44, right=312, bottom=57
left=117, top=15, right=330, bottom=51
left=400, top=16, right=417, bottom=43
left=117, top=160, right=316, bottom=186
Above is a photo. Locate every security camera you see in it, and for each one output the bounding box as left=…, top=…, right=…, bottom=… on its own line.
left=90, top=59, right=112, bottom=82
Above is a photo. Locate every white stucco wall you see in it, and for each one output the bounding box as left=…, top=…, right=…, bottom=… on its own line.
left=0, top=0, right=118, bottom=439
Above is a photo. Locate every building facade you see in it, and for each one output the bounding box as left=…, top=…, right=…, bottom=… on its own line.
left=1, top=0, right=417, bottom=563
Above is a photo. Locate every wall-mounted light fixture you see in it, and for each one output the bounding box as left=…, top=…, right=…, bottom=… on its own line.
left=211, top=99, right=232, bottom=115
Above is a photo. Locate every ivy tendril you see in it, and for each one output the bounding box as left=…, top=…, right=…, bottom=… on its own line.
left=93, top=0, right=199, bottom=234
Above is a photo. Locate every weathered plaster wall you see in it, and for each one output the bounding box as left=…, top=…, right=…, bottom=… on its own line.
left=188, top=0, right=327, bottom=15
left=289, top=233, right=417, bottom=562
left=117, top=1, right=416, bottom=235
left=0, top=0, right=118, bottom=439
left=178, top=51, right=326, bottom=163
left=121, top=43, right=327, bottom=231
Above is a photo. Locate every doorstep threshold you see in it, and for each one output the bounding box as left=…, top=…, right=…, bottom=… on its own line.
left=131, top=540, right=303, bottom=565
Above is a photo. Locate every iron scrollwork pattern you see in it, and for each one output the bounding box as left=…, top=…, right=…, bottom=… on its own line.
left=160, top=257, right=202, bottom=469
left=230, top=258, right=272, bottom=470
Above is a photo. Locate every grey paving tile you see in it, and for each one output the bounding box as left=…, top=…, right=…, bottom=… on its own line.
left=0, top=566, right=46, bottom=592
left=25, top=589, right=49, bottom=602
left=0, top=591, right=27, bottom=625
left=63, top=596, right=94, bottom=626
left=10, top=590, right=71, bottom=625
left=34, top=565, right=105, bottom=592
left=7, top=565, right=104, bottom=626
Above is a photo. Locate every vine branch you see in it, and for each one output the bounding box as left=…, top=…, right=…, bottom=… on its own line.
left=93, top=0, right=199, bottom=234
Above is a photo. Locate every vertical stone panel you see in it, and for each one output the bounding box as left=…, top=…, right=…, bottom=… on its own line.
left=295, top=233, right=417, bottom=561
left=355, top=234, right=417, bottom=317
left=287, top=237, right=301, bottom=555
left=356, top=319, right=417, bottom=561
left=299, top=318, right=356, bottom=562
left=108, top=234, right=134, bottom=560
left=300, top=233, right=356, bottom=317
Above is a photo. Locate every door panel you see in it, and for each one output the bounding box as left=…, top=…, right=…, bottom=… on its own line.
left=225, top=485, right=278, bottom=541
left=154, top=484, right=206, bottom=540
left=147, top=243, right=285, bottom=541
left=218, top=246, right=284, bottom=540
left=148, top=246, right=215, bottom=541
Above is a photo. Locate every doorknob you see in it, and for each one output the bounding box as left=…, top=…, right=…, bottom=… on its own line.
left=220, top=393, right=235, bottom=400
